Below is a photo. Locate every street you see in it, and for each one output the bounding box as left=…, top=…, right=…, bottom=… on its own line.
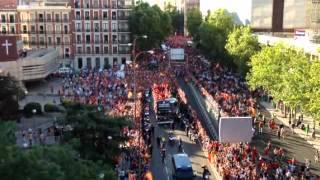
left=149, top=99, right=216, bottom=180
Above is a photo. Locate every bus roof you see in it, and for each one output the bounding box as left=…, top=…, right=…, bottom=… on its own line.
left=172, top=154, right=192, bottom=169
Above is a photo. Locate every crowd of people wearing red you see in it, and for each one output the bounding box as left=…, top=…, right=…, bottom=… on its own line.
left=166, top=35, right=319, bottom=179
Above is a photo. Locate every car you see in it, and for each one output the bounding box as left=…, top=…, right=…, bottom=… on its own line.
left=172, top=153, right=195, bottom=180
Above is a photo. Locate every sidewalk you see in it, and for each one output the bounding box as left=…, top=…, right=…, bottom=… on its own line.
left=260, top=101, right=320, bottom=151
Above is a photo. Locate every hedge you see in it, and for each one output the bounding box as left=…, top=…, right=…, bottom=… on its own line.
left=23, top=102, right=42, bottom=117
left=44, top=103, right=62, bottom=112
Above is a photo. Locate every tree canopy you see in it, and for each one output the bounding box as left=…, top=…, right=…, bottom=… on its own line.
left=129, top=2, right=172, bottom=50
left=186, top=8, right=202, bottom=40
left=0, top=75, right=22, bottom=121
left=225, top=26, right=260, bottom=75
left=198, top=9, right=235, bottom=62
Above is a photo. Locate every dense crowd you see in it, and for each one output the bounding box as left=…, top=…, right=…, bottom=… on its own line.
left=166, top=35, right=319, bottom=179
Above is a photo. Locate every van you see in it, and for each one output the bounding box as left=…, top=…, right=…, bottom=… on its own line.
left=172, top=153, right=195, bottom=180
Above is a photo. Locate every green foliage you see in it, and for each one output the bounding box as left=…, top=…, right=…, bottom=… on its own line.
left=225, top=26, right=260, bottom=75
left=247, top=43, right=311, bottom=108
left=0, top=75, right=21, bottom=121
left=129, top=2, right=172, bottom=50
left=198, top=9, right=235, bottom=61
left=165, top=4, right=184, bottom=34
left=23, top=102, right=42, bottom=117
left=186, top=8, right=202, bottom=39
left=44, top=103, right=63, bottom=113
left=62, top=104, right=131, bottom=165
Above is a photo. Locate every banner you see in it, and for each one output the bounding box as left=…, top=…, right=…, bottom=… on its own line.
left=219, top=117, right=254, bottom=143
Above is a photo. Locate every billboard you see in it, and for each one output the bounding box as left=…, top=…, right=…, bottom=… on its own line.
left=170, top=48, right=185, bottom=61
left=219, top=117, right=254, bottom=143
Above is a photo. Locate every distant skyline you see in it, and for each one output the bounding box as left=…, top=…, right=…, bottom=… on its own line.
left=145, top=0, right=252, bottom=23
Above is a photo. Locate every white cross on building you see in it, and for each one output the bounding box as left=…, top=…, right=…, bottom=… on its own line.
left=2, top=40, right=12, bottom=55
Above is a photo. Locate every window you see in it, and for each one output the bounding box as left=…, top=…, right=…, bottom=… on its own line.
left=86, top=58, right=92, bottom=68
left=104, top=58, right=109, bottom=68
left=1, top=15, right=5, bottom=23
left=56, top=37, right=61, bottom=45
left=64, top=25, right=68, bottom=34
left=75, top=0, right=80, bottom=8
left=39, top=25, right=44, bottom=34
left=121, top=57, right=126, bottom=64
left=47, top=25, right=52, bottom=32
left=48, top=37, right=52, bottom=45
left=104, top=35, right=108, bottom=43
left=86, top=35, right=90, bottom=43
left=112, top=11, right=116, bottom=20
left=31, top=25, right=36, bottom=33
left=86, top=23, right=90, bottom=32
left=76, top=11, right=81, bottom=20
left=95, top=46, right=100, bottom=53
left=22, top=25, right=27, bottom=33
left=10, top=26, right=15, bottom=33
left=95, top=35, right=100, bottom=43
left=65, top=48, right=70, bottom=58
left=104, top=46, right=109, bottom=54
left=31, top=37, right=36, bottom=44
left=55, top=14, right=60, bottom=21
left=112, top=23, right=117, bottom=31
left=47, top=14, right=51, bottom=21
left=23, top=37, right=28, bottom=44
left=93, top=0, right=99, bottom=8
left=94, top=11, right=99, bottom=20
left=94, top=23, right=99, bottom=32
left=76, top=23, right=81, bottom=31
left=39, top=37, right=45, bottom=45
left=103, top=12, right=108, bottom=20
left=77, top=35, right=81, bottom=43
left=38, top=14, right=43, bottom=22
left=95, top=58, right=100, bottom=68
left=85, top=11, right=90, bottom=20
left=77, top=47, right=82, bottom=53
left=113, top=46, right=117, bottom=54
left=63, top=14, right=68, bottom=21
left=2, top=26, right=6, bottom=34
left=86, top=46, right=91, bottom=54
left=9, top=15, right=14, bottom=23
left=112, top=35, right=117, bottom=43
left=78, top=58, right=83, bottom=69
left=56, top=25, right=61, bottom=32
left=64, top=37, right=69, bottom=44
left=113, top=57, right=118, bottom=65
left=103, top=23, right=108, bottom=31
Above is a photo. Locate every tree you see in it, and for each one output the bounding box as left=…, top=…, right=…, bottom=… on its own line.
left=61, top=103, right=131, bottom=165
left=129, top=2, right=172, bottom=50
left=186, top=8, right=202, bottom=40
left=198, top=9, right=235, bottom=61
left=225, top=26, right=260, bottom=75
left=0, top=121, right=117, bottom=180
left=0, top=75, right=22, bottom=121
left=165, top=4, right=184, bottom=34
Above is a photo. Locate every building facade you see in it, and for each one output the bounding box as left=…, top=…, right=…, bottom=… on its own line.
left=17, top=0, right=72, bottom=63
left=0, top=0, right=132, bottom=71
left=251, top=0, right=320, bottom=41
left=183, top=0, right=200, bottom=35
left=71, top=0, right=131, bottom=70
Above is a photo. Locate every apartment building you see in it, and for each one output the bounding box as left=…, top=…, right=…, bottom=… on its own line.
left=0, top=0, right=19, bottom=36
left=183, top=0, right=200, bottom=35
left=251, top=0, right=320, bottom=42
left=72, top=0, right=132, bottom=70
left=17, top=0, right=72, bottom=63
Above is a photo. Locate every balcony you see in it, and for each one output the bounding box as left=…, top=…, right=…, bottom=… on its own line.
left=86, top=29, right=91, bottom=32
left=38, top=18, right=44, bottom=22
left=94, top=28, right=100, bottom=32
left=112, top=28, right=117, bottom=32
left=103, top=40, right=109, bottom=44
left=117, top=4, right=132, bottom=9
left=112, top=40, right=118, bottom=44
left=112, top=16, right=117, bottom=20
left=76, top=16, right=81, bottom=20
left=94, top=40, right=100, bottom=44
left=85, top=16, right=90, bottom=20
left=103, top=29, right=109, bottom=32
left=76, top=28, right=82, bottom=32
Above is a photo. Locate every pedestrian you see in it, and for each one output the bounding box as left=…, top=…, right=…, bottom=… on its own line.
left=291, top=123, right=295, bottom=134
left=277, top=127, right=281, bottom=139
left=259, top=121, right=263, bottom=134
left=280, top=127, right=285, bottom=139
left=306, top=124, right=310, bottom=136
